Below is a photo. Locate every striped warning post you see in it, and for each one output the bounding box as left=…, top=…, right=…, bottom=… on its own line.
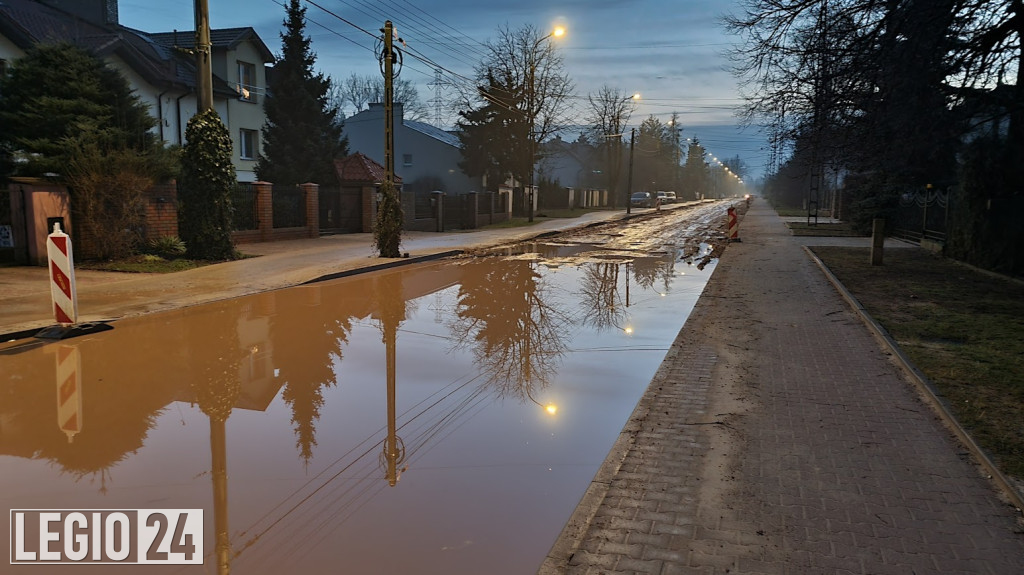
left=55, top=345, right=83, bottom=443
left=727, top=207, right=739, bottom=241
left=46, top=222, right=78, bottom=325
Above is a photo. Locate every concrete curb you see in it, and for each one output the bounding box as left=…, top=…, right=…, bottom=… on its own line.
left=804, top=245, right=1024, bottom=516
left=302, top=250, right=464, bottom=284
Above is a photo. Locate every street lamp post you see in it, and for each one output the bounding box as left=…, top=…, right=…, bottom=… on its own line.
left=626, top=127, right=636, bottom=214
left=526, top=26, right=566, bottom=223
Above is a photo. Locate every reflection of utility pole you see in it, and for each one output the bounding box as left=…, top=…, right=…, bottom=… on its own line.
left=211, top=418, right=230, bottom=575
left=381, top=320, right=405, bottom=486
left=626, top=128, right=636, bottom=214
left=193, top=0, right=213, bottom=111
left=625, top=260, right=631, bottom=308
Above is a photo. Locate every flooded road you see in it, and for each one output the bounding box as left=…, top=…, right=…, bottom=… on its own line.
left=1, top=203, right=727, bottom=574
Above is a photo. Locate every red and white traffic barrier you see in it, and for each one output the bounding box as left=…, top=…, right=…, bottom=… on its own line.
left=55, top=345, right=83, bottom=443
left=46, top=222, right=78, bottom=325
left=727, top=207, right=739, bottom=241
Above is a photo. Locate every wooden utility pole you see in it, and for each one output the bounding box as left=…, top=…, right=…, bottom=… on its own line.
left=383, top=20, right=395, bottom=184
left=194, top=0, right=214, bottom=111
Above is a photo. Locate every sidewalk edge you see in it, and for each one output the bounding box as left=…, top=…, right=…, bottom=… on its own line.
left=804, top=245, right=1024, bottom=516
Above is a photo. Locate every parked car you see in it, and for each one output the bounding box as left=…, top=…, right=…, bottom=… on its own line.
left=655, top=191, right=670, bottom=205
left=630, top=191, right=653, bottom=208
left=665, top=191, right=677, bottom=203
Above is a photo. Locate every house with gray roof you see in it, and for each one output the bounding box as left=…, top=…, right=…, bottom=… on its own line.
left=0, top=0, right=274, bottom=181
left=342, top=103, right=484, bottom=197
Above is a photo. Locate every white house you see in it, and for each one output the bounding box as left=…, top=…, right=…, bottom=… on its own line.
left=0, top=0, right=273, bottom=182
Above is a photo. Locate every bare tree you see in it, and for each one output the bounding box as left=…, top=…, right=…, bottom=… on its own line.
left=329, top=73, right=429, bottom=122
left=586, top=85, right=637, bottom=208
left=475, top=24, right=574, bottom=217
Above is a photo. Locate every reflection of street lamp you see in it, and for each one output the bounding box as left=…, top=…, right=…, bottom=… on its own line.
left=526, top=26, right=567, bottom=223
left=526, top=387, right=558, bottom=415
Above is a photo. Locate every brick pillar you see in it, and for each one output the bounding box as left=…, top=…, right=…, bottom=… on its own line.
left=253, top=181, right=273, bottom=242
left=300, top=182, right=319, bottom=238
left=144, top=181, right=179, bottom=241
left=362, top=185, right=377, bottom=234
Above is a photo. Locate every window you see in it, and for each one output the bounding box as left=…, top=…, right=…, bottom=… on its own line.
left=240, top=129, right=258, bottom=160
left=237, top=61, right=256, bottom=102
left=402, top=154, right=413, bottom=167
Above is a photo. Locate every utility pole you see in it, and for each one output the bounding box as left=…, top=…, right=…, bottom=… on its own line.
left=626, top=128, right=635, bottom=214
left=382, top=20, right=395, bottom=185
left=194, top=0, right=213, bottom=111
left=374, top=20, right=403, bottom=258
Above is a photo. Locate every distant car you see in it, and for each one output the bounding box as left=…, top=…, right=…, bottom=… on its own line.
left=654, top=191, right=669, bottom=205
left=665, top=191, right=677, bottom=203
left=630, top=192, right=653, bottom=208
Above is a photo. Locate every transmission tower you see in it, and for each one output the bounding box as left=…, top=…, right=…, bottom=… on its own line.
left=427, top=68, right=450, bottom=127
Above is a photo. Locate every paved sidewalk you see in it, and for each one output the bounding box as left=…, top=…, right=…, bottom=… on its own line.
left=1, top=207, right=638, bottom=337
left=540, top=202, right=1024, bottom=574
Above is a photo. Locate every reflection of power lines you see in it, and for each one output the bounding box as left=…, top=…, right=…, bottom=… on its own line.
left=229, top=369, right=496, bottom=572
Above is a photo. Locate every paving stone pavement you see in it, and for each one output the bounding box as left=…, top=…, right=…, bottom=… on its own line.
left=539, top=201, right=1024, bottom=574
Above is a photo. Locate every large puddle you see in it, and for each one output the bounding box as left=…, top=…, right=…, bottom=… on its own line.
left=1, top=238, right=717, bottom=574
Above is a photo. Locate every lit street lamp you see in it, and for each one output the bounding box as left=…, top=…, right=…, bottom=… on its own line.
left=526, top=26, right=567, bottom=223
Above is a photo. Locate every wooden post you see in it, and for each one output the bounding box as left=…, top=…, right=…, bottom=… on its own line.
left=870, top=218, right=885, bottom=266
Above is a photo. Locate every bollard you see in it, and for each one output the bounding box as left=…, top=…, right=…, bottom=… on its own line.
left=727, top=207, right=740, bottom=242
left=870, top=218, right=885, bottom=266
left=46, top=222, right=78, bottom=325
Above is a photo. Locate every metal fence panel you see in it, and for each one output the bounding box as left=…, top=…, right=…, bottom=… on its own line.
left=893, top=187, right=948, bottom=243
left=232, top=183, right=258, bottom=231
left=272, top=185, right=306, bottom=228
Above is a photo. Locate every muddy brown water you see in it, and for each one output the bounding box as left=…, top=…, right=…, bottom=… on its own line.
left=1, top=240, right=717, bottom=574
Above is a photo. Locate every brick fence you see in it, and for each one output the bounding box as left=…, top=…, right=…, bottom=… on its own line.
left=143, top=181, right=319, bottom=245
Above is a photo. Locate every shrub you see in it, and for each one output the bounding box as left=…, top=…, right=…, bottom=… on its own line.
left=178, top=109, right=237, bottom=261
left=147, top=235, right=187, bottom=259
left=374, top=180, right=403, bottom=258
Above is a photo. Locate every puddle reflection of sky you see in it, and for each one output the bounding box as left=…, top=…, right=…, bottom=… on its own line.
left=0, top=245, right=716, bottom=575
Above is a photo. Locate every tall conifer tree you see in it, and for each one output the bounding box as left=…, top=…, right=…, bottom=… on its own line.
left=256, top=0, right=346, bottom=186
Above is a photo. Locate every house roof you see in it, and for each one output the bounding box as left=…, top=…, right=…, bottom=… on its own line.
left=147, top=27, right=274, bottom=63
left=333, top=153, right=402, bottom=184
left=405, top=119, right=461, bottom=148
left=0, top=0, right=265, bottom=95
left=0, top=0, right=110, bottom=49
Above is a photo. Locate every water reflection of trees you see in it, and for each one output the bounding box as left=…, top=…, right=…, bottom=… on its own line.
left=630, top=252, right=675, bottom=290
left=577, top=261, right=626, bottom=330
left=269, top=293, right=351, bottom=467
left=448, top=258, right=570, bottom=403
left=576, top=252, right=679, bottom=330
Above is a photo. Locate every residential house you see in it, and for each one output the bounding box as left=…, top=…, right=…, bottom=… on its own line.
left=342, top=103, right=483, bottom=197
left=0, top=0, right=274, bottom=181
left=537, top=135, right=612, bottom=209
